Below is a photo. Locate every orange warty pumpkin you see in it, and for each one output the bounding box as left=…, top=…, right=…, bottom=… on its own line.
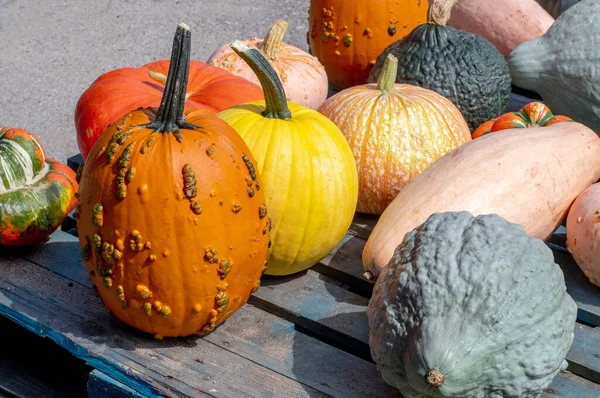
left=472, top=101, right=573, bottom=139
left=318, top=54, right=471, bottom=215
left=307, top=0, right=428, bottom=90
left=76, top=24, right=269, bottom=338
left=75, top=54, right=264, bottom=160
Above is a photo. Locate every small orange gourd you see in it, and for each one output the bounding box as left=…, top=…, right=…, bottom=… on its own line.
left=76, top=24, right=269, bottom=338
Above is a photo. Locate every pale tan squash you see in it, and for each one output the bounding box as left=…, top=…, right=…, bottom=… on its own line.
left=447, top=0, right=555, bottom=57
left=566, top=183, right=600, bottom=287
left=208, top=20, right=328, bottom=110
left=363, top=122, right=600, bottom=280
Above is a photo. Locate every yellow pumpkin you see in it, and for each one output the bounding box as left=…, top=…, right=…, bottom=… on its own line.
left=318, top=54, right=472, bottom=215
left=217, top=41, right=358, bottom=276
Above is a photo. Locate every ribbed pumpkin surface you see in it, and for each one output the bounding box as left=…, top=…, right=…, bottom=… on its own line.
left=318, top=81, right=471, bottom=215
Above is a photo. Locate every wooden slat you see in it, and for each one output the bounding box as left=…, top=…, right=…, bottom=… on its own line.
left=541, top=372, right=600, bottom=397
left=568, top=324, right=600, bottom=384
left=202, top=304, right=400, bottom=398
left=554, top=249, right=600, bottom=327
left=7, top=230, right=397, bottom=398
left=87, top=370, right=146, bottom=398
left=0, top=253, right=327, bottom=398
left=251, top=270, right=371, bottom=362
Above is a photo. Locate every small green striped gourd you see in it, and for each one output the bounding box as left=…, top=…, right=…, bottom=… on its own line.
left=0, top=127, right=78, bottom=246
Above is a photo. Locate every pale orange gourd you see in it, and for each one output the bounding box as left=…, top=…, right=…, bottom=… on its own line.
left=363, top=122, right=600, bottom=280
left=447, top=0, right=554, bottom=57
left=76, top=24, right=269, bottom=338
left=566, top=183, right=600, bottom=287
left=318, top=54, right=471, bottom=215
left=208, top=20, right=328, bottom=110
left=307, top=0, right=428, bottom=90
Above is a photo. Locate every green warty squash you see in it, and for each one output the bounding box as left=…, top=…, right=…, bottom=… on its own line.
left=367, top=211, right=577, bottom=398
left=368, top=0, right=511, bottom=131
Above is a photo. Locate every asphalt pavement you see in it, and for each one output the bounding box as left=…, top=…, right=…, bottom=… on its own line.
left=0, top=0, right=310, bottom=163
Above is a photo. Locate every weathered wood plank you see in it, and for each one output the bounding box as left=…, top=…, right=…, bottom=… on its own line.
left=567, top=324, right=600, bottom=384
left=6, top=231, right=397, bottom=398
left=541, top=372, right=600, bottom=397
left=0, top=253, right=327, bottom=398
left=555, top=249, right=600, bottom=327
left=251, top=270, right=371, bottom=361
left=88, top=370, right=147, bottom=398
left=203, top=305, right=400, bottom=398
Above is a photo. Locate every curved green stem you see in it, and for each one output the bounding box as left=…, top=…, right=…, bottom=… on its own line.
left=144, top=23, right=197, bottom=139
left=230, top=40, right=292, bottom=120
left=377, top=54, right=398, bottom=93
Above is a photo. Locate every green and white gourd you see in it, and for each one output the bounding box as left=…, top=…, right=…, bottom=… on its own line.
left=509, top=0, right=600, bottom=132
left=367, top=211, right=577, bottom=398
left=0, top=127, right=78, bottom=246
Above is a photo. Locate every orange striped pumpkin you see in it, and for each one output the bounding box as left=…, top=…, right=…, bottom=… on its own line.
left=318, top=54, right=471, bottom=215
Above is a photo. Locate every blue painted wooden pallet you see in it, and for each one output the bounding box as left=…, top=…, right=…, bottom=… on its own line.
left=1, top=91, right=599, bottom=397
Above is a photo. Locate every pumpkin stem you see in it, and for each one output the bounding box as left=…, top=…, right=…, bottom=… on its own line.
left=144, top=23, right=198, bottom=137
left=230, top=40, right=292, bottom=120
left=377, top=54, right=398, bottom=93
left=427, top=0, right=464, bottom=26
left=425, top=369, right=444, bottom=387
left=149, top=71, right=167, bottom=85
left=261, top=20, right=289, bottom=60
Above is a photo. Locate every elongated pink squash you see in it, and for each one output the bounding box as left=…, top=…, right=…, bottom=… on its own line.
left=566, top=183, right=600, bottom=287
left=447, top=0, right=555, bottom=57
left=363, top=122, right=600, bottom=280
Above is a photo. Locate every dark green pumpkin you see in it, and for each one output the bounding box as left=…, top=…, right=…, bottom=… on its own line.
left=0, top=127, right=78, bottom=246
left=367, top=0, right=511, bottom=131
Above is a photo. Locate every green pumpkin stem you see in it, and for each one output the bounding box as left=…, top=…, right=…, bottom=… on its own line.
left=230, top=40, right=292, bottom=120
left=377, top=54, right=398, bottom=93
left=261, top=20, right=289, bottom=60
left=427, top=0, right=464, bottom=26
left=144, top=23, right=198, bottom=135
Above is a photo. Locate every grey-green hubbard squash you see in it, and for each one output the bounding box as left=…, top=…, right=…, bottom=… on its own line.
left=509, top=0, right=600, bottom=132
left=367, top=0, right=511, bottom=131
left=367, top=211, right=577, bottom=398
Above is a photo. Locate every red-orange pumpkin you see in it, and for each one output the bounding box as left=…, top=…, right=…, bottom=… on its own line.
left=76, top=24, right=269, bottom=338
left=472, top=102, right=573, bottom=139
left=75, top=60, right=263, bottom=160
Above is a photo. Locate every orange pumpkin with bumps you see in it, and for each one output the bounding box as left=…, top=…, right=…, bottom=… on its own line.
left=76, top=24, right=269, bottom=338
left=307, top=0, right=428, bottom=90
